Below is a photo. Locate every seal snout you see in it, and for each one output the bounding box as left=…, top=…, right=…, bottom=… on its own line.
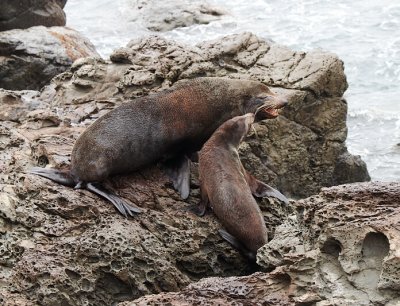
left=277, top=97, right=289, bottom=108
left=255, top=95, right=288, bottom=121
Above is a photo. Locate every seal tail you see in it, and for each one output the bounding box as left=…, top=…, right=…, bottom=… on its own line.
left=30, top=167, right=76, bottom=187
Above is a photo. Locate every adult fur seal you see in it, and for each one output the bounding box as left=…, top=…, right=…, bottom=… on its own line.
left=198, top=113, right=288, bottom=260
left=31, top=77, right=287, bottom=217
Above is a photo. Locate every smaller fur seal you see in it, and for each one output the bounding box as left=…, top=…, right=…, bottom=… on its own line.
left=198, top=113, right=288, bottom=260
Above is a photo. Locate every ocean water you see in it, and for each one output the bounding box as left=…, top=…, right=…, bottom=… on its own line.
left=64, top=0, right=400, bottom=181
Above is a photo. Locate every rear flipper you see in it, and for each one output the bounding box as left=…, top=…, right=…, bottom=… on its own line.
left=86, top=182, right=142, bottom=217
left=29, top=167, right=75, bottom=187
left=245, top=171, right=289, bottom=205
left=163, top=155, right=191, bottom=199
left=218, top=229, right=256, bottom=262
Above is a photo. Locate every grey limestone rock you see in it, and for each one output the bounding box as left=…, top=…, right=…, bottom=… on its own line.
left=43, top=32, right=368, bottom=197
left=127, top=0, right=226, bottom=32
left=0, top=26, right=99, bottom=91
left=0, top=0, right=67, bottom=31
left=0, top=33, right=375, bottom=305
left=121, top=182, right=400, bottom=305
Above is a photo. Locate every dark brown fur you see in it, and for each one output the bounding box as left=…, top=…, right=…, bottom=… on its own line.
left=32, top=77, right=287, bottom=216
left=70, top=77, right=285, bottom=182
left=198, top=114, right=269, bottom=259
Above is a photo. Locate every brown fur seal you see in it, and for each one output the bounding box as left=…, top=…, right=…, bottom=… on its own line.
left=198, top=113, right=288, bottom=260
left=31, top=77, right=287, bottom=217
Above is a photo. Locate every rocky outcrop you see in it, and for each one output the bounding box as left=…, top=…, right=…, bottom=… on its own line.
left=0, top=26, right=99, bottom=90
left=0, top=0, right=67, bottom=31
left=40, top=32, right=369, bottom=197
left=0, top=33, right=373, bottom=305
left=257, top=182, right=400, bottom=305
left=127, top=0, right=225, bottom=32
left=121, top=182, right=400, bottom=306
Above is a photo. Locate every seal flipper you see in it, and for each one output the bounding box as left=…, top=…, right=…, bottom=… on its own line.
left=245, top=171, right=289, bottom=205
left=86, top=182, right=142, bottom=217
left=30, top=168, right=141, bottom=217
left=218, top=229, right=256, bottom=262
left=195, top=187, right=209, bottom=217
left=164, top=155, right=191, bottom=199
left=29, top=167, right=75, bottom=187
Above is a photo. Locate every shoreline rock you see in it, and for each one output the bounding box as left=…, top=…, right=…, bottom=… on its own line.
left=0, top=26, right=100, bottom=90
left=126, top=0, right=226, bottom=32
left=0, top=33, right=376, bottom=305
left=40, top=32, right=369, bottom=197
left=0, top=0, right=67, bottom=31
left=120, top=182, right=400, bottom=306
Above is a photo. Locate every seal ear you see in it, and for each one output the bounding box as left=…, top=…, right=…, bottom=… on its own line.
left=164, top=155, right=191, bottom=199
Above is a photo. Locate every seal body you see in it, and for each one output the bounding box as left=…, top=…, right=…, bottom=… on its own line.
left=32, top=77, right=288, bottom=216
left=198, top=114, right=269, bottom=259
left=70, top=77, right=285, bottom=182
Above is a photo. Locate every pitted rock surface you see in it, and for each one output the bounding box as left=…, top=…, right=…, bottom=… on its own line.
left=119, top=182, right=400, bottom=306
left=120, top=272, right=294, bottom=306
left=0, top=33, right=373, bottom=305
left=257, top=182, right=400, bottom=305
left=0, top=26, right=99, bottom=90
left=0, top=0, right=67, bottom=31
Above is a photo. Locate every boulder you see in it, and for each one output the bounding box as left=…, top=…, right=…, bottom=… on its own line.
left=0, top=26, right=99, bottom=90
left=0, top=0, right=67, bottom=31
left=127, top=0, right=226, bottom=32
left=121, top=182, right=400, bottom=306
left=0, top=33, right=374, bottom=305
left=40, top=32, right=370, bottom=197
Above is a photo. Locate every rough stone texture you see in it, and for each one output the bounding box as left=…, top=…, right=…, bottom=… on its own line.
left=41, top=32, right=369, bottom=197
left=0, top=0, right=67, bottom=31
left=121, top=272, right=294, bottom=306
left=258, top=182, right=400, bottom=305
left=0, top=33, right=374, bottom=305
left=127, top=0, right=226, bottom=32
left=0, top=87, right=285, bottom=305
left=120, top=182, right=400, bottom=306
left=0, top=26, right=99, bottom=90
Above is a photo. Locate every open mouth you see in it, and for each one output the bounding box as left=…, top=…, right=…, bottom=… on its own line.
left=255, top=99, right=287, bottom=121
left=258, top=107, right=279, bottom=118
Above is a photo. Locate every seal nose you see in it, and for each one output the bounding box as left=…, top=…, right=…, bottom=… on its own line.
left=279, top=97, right=289, bottom=107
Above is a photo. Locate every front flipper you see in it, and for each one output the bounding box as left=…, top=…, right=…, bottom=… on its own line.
left=164, top=155, right=191, bottom=199
left=86, top=182, right=142, bottom=217
left=218, top=229, right=256, bottom=262
left=195, top=186, right=209, bottom=217
left=245, top=172, right=289, bottom=205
